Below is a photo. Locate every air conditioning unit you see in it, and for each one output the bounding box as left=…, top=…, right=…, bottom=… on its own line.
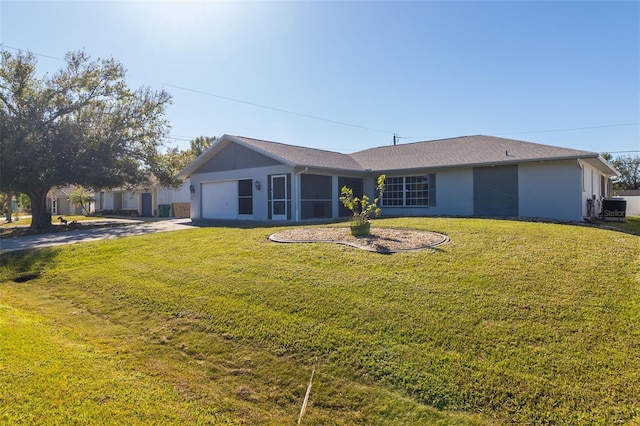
left=601, top=198, right=627, bottom=222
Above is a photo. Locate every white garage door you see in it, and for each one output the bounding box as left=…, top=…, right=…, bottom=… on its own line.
left=201, top=181, right=237, bottom=219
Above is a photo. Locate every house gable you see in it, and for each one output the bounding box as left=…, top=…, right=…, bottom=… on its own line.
left=195, top=141, right=283, bottom=174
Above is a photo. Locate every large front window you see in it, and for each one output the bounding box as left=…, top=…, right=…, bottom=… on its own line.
left=382, top=175, right=430, bottom=207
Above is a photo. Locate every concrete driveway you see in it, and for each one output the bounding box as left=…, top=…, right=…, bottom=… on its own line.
left=0, top=218, right=197, bottom=253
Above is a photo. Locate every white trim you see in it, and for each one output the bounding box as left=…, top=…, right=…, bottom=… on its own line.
left=271, top=174, right=288, bottom=220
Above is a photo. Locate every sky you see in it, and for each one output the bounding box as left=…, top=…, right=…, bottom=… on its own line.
left=1, top=0, right=639, bottom=155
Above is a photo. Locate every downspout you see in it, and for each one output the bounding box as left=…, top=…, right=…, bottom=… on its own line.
left=295, top=167, right=308, bottom=222
left=577, top=159, right=584, bottom=191
left=577, top=159, right=585, bottom=218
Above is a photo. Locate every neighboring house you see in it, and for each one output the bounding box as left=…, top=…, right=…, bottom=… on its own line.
left=156, top=180, right=192, bottom=218
left=48, top=180, right=191, bottom=218
left=616, top=189, right=640, bottom=217
left=48, top=185, right=94, bottom=216
left=95, top=180, right=191, bottom=217
left=176, top=134, right=619, bottom=223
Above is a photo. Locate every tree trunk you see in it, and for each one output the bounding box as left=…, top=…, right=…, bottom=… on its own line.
left=4, top=194, right=12, bottom=223
left=28, top=188, right=52, bottom=232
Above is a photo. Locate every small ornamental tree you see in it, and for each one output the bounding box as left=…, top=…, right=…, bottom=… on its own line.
left=340, top=175, right=386, bottom=231
left=69, top=187, right=95, bottom=215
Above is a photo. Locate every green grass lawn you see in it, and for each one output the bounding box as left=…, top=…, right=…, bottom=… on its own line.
left=1, top=217, right=638, bottom=425
left=593, top=215, right=640, bottom=235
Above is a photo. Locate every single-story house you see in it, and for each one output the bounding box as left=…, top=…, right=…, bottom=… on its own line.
left=176, top=134, right=619, bottom=223
left=48, top=185, right=94, bottom=216
left=48, top=180, right=191, bottom=218
left=93, top=180, right=191, bottom=217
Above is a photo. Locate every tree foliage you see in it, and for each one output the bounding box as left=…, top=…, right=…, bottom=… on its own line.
left=613, top=155, right=640, bottom=190
left=339, top=174, right=386, bottom=226
left=190, top=135, right=215, bottom=157
left=603, top=153, right=640, bottom=190
left=0, top=49, right=172, bottom=230
left=154, top=136, right=216, bottom=187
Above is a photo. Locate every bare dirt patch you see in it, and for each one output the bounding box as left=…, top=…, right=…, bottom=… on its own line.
left=269, top=227, right=448, bottom=253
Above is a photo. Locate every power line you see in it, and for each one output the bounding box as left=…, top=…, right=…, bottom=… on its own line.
left=0, top=44, right=66, bottom=62
left=164, top=135, right=195, bottom=142
left=148, top=80, right=393, bottom=135
left=2, top=44, right=394, bottom=135
left=3, top=44, right=639, bottom=146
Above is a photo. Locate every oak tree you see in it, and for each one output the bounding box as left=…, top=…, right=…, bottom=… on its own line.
left=0, top=50, right=172, bottom=230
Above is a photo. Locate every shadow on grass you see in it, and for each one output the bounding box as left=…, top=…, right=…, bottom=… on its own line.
left=0, top=222, right=127, bottom=239
left=0, top=248, right=60, bottom=283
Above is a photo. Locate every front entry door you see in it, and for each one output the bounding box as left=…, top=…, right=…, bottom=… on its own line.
left=141, top=193, right=153, bottom=217
left=271, top=175, right=287, bottom=220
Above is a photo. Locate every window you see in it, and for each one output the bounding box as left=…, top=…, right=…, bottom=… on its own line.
left=383, top=177, right=404, bottom=206
left=382, top=175, right=430, bottom=207
left=405, top=175, right=429, bottom=206
left=238, top=179, right=253, bottom=215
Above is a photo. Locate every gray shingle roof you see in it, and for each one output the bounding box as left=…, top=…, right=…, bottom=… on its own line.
left=178, top=133, right=610, bottom=179
left=350, top=135, right=600, bottom=171
left=232, top=135, right=365, bottom=171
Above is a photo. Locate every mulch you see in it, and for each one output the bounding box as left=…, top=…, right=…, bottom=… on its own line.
left=269, top=227, right=449, bottom=253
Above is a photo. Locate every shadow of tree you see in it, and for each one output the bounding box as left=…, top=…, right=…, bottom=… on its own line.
left=0, top=248, right=60, bottom=283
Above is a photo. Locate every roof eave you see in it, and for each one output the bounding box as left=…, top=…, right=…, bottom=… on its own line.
left=295, top=164, right=366, bottom=174
left=364, top=154, right=610, bottom=174
left=580, top=155, right=620, bottom=177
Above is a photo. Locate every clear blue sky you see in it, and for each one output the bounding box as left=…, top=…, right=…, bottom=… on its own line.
left=1, top=1, right=639, bottom=154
